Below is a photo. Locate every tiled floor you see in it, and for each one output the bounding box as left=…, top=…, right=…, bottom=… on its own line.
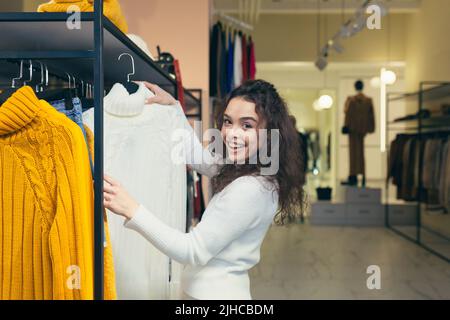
left=250, top=223, right=450, bottom=299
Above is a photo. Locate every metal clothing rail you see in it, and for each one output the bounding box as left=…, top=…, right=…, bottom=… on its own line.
left=0, top=0, right=201, bottom=299
left=385, top=81, right=450, bottom=264
left=215, top=11, right=254, bottom=31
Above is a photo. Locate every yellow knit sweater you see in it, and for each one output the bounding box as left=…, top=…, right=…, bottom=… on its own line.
left=37, top=0, right=129, bottom=34
left=0, top=86, right=116, bottom=300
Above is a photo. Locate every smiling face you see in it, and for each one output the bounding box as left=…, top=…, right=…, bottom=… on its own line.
left=221, top=97, right=265, bottom=164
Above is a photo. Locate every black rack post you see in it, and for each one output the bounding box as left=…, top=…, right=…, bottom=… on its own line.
left=93, top=0, right=104, bottom=300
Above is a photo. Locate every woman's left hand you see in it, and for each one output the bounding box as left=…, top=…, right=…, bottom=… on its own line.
left=104, top=175, right=139, bottom=220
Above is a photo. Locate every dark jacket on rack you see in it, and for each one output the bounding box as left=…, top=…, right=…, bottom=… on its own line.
left=219, top=26, right=228, bottom=99
left=209, top=22, right=221, bottom=97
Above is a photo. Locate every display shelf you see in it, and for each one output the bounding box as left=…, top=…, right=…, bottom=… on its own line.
left=385, top=81, right=450, bottom=263
left=0, top=12, right=200, bottom=109
left=388, top=82, right=450, bottom=103
left=0, top=6, right=202, bottom=299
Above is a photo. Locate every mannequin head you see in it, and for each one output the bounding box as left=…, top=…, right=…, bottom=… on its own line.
left=354, top=80, right=364, bottom=92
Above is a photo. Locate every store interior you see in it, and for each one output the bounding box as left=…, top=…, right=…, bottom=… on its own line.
left=0, top=0, right=449, bottom=300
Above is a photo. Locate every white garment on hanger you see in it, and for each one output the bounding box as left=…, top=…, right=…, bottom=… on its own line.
left=233, top=33, right=243, bottom=87
left=83, top=83, right=186, bottom=300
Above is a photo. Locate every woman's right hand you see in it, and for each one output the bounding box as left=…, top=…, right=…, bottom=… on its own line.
left=140, top=81, right=178, bottom=106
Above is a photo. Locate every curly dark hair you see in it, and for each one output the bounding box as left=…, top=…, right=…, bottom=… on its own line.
left=211, top=79, right=307, bottom=225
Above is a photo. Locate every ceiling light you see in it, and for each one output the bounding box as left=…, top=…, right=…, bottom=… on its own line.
left=381, top=69, right=397, bottom=85
left=318, top=94, right=333, bottom=109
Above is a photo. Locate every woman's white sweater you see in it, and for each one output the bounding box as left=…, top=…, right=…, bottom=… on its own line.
left=125, top=98, right=280, bottom=300
left=83, top=83, right=187, bottom=299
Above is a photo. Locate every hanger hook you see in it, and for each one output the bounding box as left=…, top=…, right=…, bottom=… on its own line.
left=80, top=79, right=84, bottom=97
left=44, top=64, right=49, bottom=87
left=12, top=60, right=24, bottom=88
left=36, top=61, right=44, bottom=92
left=118, top=53, right=135, bottom=82
left=65, top=72, right=71, bottom=89
left=23, top=60, right=33, bottom=86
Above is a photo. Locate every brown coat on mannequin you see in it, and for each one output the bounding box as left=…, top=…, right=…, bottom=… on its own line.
left=344, top=93, right=375, bottom=176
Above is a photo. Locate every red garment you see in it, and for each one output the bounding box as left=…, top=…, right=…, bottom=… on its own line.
left=241, top=34, right=248, bottom=81
left=249, top=38, right=256, bottom=80
left=193, top=180, right=202, bottom=219
left=174, top=59, right=185, bottom=111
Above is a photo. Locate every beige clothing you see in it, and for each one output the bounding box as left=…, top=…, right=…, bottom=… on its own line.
left=344, top=93, right=375, bottom=176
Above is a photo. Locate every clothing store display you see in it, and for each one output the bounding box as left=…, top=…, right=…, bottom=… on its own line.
left=209, top=21, right=256, bottom=98
left=344, top=93, right=375, bottom=177
left=38, top=0, right=128, bottom=33
left=0, top=86, right=116, bottom=300
left=83, top=82, right=187, bottom=300
left=388, top=133, right=450, bottom=211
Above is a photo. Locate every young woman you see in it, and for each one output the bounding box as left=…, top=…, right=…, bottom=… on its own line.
left=103, top=79, right=306, bottom=300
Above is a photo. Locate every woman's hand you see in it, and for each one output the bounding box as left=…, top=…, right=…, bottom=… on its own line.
left=139, top=81, right=178, bottom=106
left=103, top=175, right=139, bottom=220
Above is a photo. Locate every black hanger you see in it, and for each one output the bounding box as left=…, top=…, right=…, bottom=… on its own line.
left=0, top=60, right=31, bottom=105
left=118, top=53, right=139, bottom=94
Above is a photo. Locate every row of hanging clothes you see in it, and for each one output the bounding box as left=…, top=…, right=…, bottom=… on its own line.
left=387, top=131, right=450, bottom=213
left=0, top=59, right=116, bottom=300
left=0, top=52, right=194, bottom=300
left=210, top=19, right=257, bottom=99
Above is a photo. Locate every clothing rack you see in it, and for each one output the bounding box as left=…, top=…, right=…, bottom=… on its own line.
left=215, top=11, right=254, bottom=31
left=385, top=81, right=450, bottom=263
left=0, top=0, right=201, bottom=299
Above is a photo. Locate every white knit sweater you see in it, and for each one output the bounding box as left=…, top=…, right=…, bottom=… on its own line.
left=125, top=101, right=280, bottom=300
left=83, top=83, right=187, bottom=299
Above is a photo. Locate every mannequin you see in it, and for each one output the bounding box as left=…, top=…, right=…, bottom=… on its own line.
left=341, top=80, right=375, bottom=187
